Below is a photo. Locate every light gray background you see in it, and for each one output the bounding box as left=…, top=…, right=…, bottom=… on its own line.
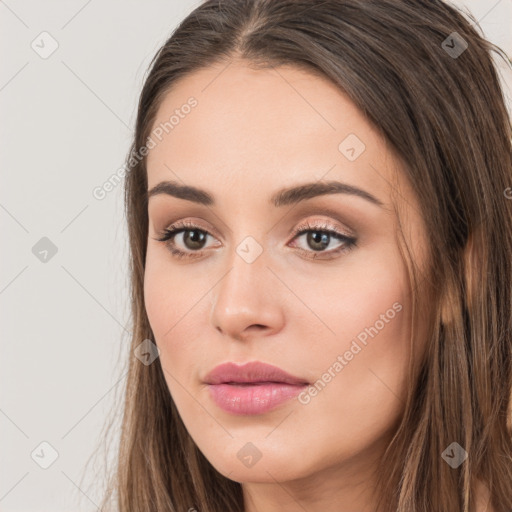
left=1, top=1, right=511, bottom=510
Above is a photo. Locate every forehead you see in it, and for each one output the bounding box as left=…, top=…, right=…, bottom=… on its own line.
left=145, top=60, right=402, bottom=205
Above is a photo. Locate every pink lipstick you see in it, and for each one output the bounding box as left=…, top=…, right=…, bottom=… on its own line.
left=204, top=361, right=309, bottom=415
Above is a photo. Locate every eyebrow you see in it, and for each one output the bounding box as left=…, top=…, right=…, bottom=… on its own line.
left=147, top=180, right=384, bottom=208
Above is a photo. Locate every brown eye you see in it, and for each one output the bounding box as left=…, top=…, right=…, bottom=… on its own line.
left=155, top=222, right=219, bottom=259
left=289, top=220, right=358, bottom=260
left=180, top=229, right=208, bottom=250
left=306, top=231, right=331, bottom=252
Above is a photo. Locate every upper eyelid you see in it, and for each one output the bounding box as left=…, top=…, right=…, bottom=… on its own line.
left=165, top=219, right=345, bottom=233
left=167, top=219, right=221, bottom=239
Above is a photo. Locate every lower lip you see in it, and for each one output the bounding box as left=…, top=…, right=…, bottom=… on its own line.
left=207, top=382, right=308, bottom=415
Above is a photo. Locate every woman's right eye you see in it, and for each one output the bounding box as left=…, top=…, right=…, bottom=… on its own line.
left=155, top=224, right=216, bottom=259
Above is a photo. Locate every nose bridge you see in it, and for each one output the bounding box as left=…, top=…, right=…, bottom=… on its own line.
left=209, top=232, right=284, bottom=337
left=215, top=234, right=269, bottom=311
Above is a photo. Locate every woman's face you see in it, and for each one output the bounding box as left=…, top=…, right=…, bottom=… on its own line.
left=144, top=60, right=429, bottom=496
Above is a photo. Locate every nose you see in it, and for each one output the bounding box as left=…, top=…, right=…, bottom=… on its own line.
left=209, top=243, right=286, bottom=342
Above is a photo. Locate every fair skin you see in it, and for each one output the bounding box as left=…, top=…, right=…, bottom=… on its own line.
left=143, top=60, right=485, bottom=511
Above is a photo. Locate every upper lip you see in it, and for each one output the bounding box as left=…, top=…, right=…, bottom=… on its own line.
left=204, top=361, right=309, bottom=386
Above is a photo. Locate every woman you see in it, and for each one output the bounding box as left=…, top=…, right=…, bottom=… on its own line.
left=101, top=0, right=512, bottom=510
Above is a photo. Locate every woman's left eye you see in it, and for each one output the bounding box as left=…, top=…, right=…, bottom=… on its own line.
left=288, top=220, right=357, bottom=260
left=154, top=220, right=357, bottom=260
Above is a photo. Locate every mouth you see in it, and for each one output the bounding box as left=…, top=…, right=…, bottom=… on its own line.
left=206, top=381, right=309, bottom=415
left=224, top=381, right=299, bottom=385
left=204, top=361, right=309, bottom=415
left=203, top=361, right=309, bottom=386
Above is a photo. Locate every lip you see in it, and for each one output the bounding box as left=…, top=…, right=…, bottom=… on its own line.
left=204, top=361, right=309, bottom=415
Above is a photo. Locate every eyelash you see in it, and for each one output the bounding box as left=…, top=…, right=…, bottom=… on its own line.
left=154, top=220, right=357, bottom=261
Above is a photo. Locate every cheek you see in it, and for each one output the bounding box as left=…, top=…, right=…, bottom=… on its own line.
left=144, top=253, right=176, bottom=338
left=143, top=248, right=215, bottom=389
left=292, top=246, right=412, bottom=447
left=304, top=243, right=410, bottom=357
left=144, top=245, right=204, bottom=332
left=144, top=251, right=192, bottom=365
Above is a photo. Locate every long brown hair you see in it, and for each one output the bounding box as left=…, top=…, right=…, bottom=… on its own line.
left=99, top=1, right=512, bottom=510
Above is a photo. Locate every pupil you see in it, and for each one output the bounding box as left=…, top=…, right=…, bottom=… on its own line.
left=185, top=230, right=206, bottom=249
left=308, top=231, right=329, bottom=251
